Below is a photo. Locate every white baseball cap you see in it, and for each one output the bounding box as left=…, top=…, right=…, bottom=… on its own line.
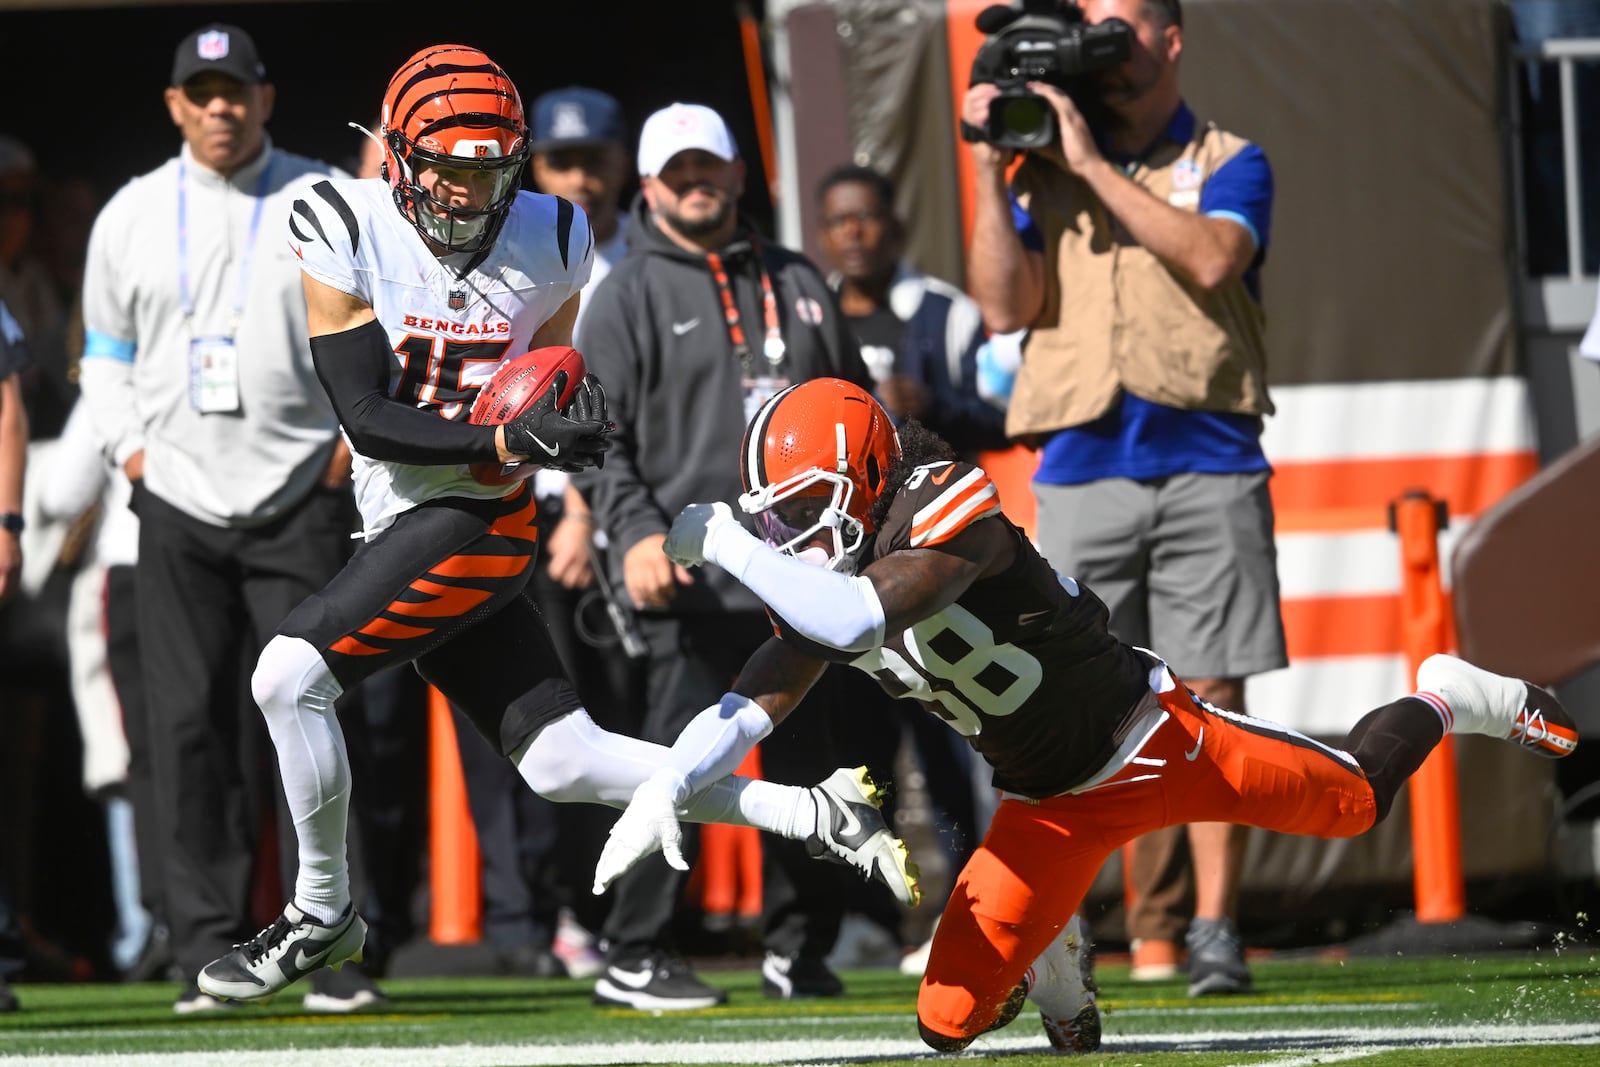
left=636, top=103, right=738, bottom=177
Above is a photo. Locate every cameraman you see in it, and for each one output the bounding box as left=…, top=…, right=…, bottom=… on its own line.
left=962, top=0, right=1284, bottom=998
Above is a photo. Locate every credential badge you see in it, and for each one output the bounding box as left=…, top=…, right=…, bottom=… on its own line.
left=1172, top=158, right=1203, bottom=191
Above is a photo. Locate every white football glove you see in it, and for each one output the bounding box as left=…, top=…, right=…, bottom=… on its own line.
left=593, top=770, right=691, bottom=895
left=664, top=501, right=739, bottom=568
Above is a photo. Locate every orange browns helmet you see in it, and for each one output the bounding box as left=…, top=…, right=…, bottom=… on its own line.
left=381, top=44, right=529, bottom=254
left=738, top=378, right=901, bottom=573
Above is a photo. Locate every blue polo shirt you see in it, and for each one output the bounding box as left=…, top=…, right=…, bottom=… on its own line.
left=1013, top=103, right=1274, bottom=485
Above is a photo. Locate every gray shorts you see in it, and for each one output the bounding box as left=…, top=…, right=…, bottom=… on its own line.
left=1033, top=471, right=1287, bottom=679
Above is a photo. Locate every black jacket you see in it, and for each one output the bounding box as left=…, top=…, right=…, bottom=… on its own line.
left=576, top=194, right=871, bottom=615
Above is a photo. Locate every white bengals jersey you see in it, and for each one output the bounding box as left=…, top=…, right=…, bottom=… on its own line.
left=288, top=178, right=593, bottom=536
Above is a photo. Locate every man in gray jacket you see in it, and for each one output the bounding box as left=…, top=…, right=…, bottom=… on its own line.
left=76, top=23, right=377, bottom=1015
left=577, top=102, right=876, bottom=1008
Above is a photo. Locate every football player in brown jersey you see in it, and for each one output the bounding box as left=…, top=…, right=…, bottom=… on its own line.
left=594, top=376, right=1580, bottom=1054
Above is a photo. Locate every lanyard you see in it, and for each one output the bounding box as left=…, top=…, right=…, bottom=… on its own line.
left=177, top=156, right=273, bottom=333
left=705, top=244, right=786, bottom=368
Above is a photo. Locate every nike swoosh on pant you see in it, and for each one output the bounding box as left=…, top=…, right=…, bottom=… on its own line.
left=1184, top=727, right=1205, bottom=761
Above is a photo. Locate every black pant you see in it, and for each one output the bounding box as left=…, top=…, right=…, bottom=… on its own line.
left=601, top=610, right=850, bottom=965
left=105, top=564, right=164, bottom=934
left=340, top=663, right=429, bottom=975
left=132, top=483, right=354, bottom=979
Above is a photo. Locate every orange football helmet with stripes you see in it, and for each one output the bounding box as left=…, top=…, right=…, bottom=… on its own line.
left=738, top=378, right=901, bottom=573
left=381, top=44, right=529, bottom=254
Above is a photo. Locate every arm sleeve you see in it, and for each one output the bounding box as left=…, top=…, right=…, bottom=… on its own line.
left=659, top=692, right=775, bottom=801
left=77, top=344, right=142, bottom=468
left=78, top=205, right=145, bottom=468
left=311, top=320, right=500, bottom=465
left=705, top=520, right=887, bottom=653
left=37, top=399, right=108, bottom=522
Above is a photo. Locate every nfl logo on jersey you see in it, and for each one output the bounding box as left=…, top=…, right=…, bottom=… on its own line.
left=448, top=289, right=466, bottom=311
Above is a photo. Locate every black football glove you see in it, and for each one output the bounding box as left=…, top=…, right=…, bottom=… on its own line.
left=501, top=370, right=613, bottom=473
left=563, top=372, right=610, bottom=427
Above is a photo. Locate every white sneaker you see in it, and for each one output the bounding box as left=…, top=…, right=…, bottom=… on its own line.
left=197, top=903, right=367, bottom=1002
left=805, top=766, right=922, bottom=907
left=899, top=925, right=936, bottom=977
left=553, top=908, right=605, bottom=980
left=1416, top=654, right=1579, bottom=759
left=1025, top=915, right=1101, bottom=1054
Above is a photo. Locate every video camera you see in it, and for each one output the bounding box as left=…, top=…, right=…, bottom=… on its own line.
left=960, top=0, right=1133, bottom=149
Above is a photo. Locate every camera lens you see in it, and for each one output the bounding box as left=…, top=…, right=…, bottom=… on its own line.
left=998, top=96, right=1049, bottom=141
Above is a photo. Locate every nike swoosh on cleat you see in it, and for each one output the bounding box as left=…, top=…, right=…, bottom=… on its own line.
left=286, top=934, right=343, bottom=976
left=1184, top=727, right=1205, bottom=761
left=827, top=794, right=868, bottom=840
left=603, top=966, right=656, bottom=990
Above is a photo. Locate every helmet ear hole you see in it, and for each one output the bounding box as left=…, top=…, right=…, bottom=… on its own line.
left=865, top=454, right=881, bottom=491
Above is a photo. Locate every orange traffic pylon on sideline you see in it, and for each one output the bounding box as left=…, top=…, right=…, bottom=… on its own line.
left=1389, top=491, right=1466, bottom=923
left=428, top=686, right=482, bottom=943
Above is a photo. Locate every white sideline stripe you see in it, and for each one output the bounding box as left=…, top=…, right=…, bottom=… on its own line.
left=5, top=1022, right=1597, bottom=1066
left=1261, top=379, right=1537, bottom=461
left=1275, top=522, right=1470, bottom=599
left=1246, top=654, right=1411, bottom=736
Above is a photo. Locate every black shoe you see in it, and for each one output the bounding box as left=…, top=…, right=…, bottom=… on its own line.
left=593, top=955, right=727, bottom=1011
left=0, top=977, right=16, bottom=1013
left=761, top=952, right=843, bottom=999
left=303, top=964, right=387, bottom=1012
left=501, top=944, right=569, bottom=979
left=198, top=902, right=367, bottom=1003
left=173, top=980, right=238, bottom=1015
left=124, top=923, right=178, bottom=983
left=1186, top=917, right=1253, bottom=996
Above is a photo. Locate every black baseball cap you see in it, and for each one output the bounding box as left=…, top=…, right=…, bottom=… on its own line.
left=530, top=87, right=626, bottom=153
left=171, top=23, right=266, bottom=87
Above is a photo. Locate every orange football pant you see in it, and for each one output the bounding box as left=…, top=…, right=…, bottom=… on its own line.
left=917, top=676, right=1379, bottom=1043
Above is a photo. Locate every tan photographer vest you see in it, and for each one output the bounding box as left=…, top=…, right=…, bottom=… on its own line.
left=1004, top=117, right=1272, bottom=438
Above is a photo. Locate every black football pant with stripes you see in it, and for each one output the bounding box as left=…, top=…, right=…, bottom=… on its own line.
left=275, top=485, right=583, bottom=751
left=132, top=481, right=355, bottom=981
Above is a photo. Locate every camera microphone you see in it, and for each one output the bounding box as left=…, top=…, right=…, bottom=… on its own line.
left=974, top=4, right=1021, bottom=33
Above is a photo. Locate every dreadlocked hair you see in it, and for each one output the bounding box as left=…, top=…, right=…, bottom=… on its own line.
left=870, top=418, right=958, bottom=530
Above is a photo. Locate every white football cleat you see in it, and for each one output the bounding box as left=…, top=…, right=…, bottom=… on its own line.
left=197, top=903, right=366, bottom=1002
left=1416, top=654, right=1579, bottom=759
left=1026, top=914, right=1101, bottom=1054
left=805, top=766, right=921, bottom=907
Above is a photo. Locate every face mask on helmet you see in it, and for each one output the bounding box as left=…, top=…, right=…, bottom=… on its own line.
left=737, top=378, right=901, bottom=574
left=381, top=45, right=530, bottom=255
left=745, top=477, right=864, bottom=573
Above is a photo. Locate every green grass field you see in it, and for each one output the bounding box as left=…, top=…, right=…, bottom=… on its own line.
left=1, top=951, right=1597, bottom=1065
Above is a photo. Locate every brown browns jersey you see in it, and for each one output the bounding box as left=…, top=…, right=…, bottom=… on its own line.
left=772, top=459, right=1151, bottom=797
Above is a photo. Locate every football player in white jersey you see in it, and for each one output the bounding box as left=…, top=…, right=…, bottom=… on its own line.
left=595, top=376, right=1579, bottom=1053
left=197, top=45, right=918, bottom=1005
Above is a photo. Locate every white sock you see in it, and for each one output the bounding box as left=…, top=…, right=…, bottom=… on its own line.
left=683, top=778, right=817, bottom=839
left=253, top=636, right=351, bottom=924
left=1409, top=690, right=1455, bottom=734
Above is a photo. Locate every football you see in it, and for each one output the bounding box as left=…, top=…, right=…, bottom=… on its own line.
left=467, top=346, right=587, bottom=486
